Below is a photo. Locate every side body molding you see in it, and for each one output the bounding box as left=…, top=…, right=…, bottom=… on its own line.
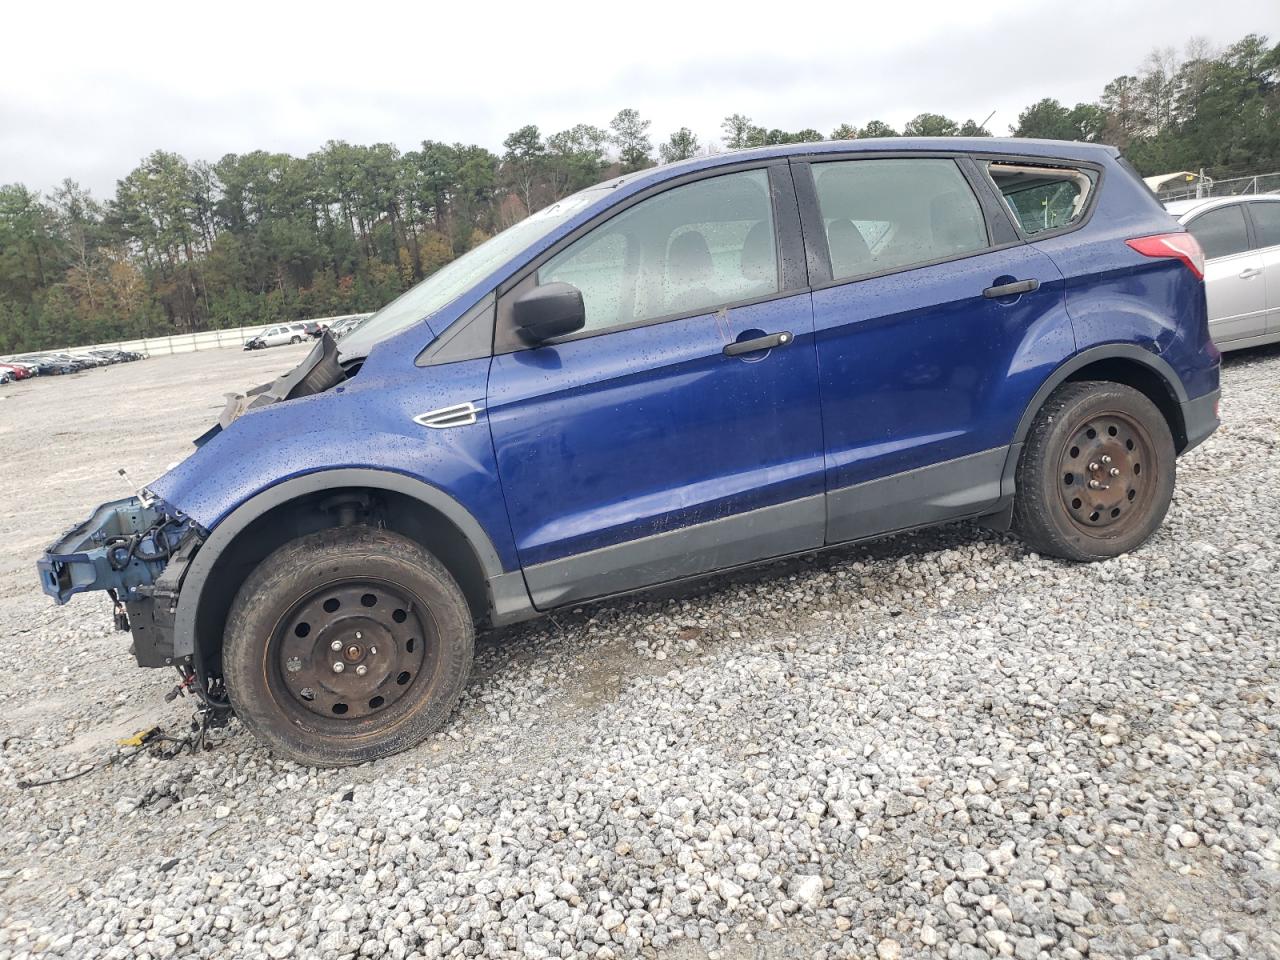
left=172, top=468, right=534, bottom=660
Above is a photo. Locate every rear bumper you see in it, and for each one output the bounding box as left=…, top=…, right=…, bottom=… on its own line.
left=1180, top=388, right=1220, bottom=454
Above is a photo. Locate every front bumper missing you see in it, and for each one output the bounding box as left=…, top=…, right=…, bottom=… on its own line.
left=38, top=497, right=204, bottom=668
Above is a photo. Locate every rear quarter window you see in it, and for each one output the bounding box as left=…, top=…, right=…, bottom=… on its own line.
left=988, top=162, right=1097, bottom=236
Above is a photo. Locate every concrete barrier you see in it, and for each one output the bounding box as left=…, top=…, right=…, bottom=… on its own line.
left=4, top=314, right=372, bottom=361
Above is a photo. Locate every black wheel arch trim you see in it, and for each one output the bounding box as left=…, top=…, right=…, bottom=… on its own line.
left=172, top=468, right=527, bottom=662
left=986, top=344, right=1195, bottom=529
left=1011, top=343, right=1189, bottom=448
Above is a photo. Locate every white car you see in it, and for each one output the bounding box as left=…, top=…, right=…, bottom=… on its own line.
left=244, top=323, right=309, bottom=350
left=1166, top=195, right=1280, bottom=351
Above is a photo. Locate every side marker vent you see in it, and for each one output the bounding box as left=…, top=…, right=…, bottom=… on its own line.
left=412, top=402, right=482, bottom=429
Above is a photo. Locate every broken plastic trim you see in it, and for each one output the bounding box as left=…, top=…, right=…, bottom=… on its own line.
left=195, top=330, right=349, bottom=447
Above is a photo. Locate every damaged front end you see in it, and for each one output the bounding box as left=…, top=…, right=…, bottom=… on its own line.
left=36, top=332, right=354, bottom=674
left=38, top=497, right=204, bottom=668
left=195, top=329, right=349, bottom=446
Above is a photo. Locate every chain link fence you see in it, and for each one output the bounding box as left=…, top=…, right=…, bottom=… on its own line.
left=1160, top=172, right=1280, bottom=203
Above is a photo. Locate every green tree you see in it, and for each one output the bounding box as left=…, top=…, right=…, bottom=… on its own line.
left=858, top=120, right=899, bottom=138
left=609, top=108, right=653, bottom=172
left=502, top=125, right=545, bottom=216
left=659, top=127, right=701, bottom=163
left=546, top=124, right=609, bottom=196
left=903, top=113, right=959, bottom=136
left=1012, top=99, right=1079, bottom=139
left=829, top=123, right=858, bottom=140
left=957, top=119, right=992, bottom=137
left=721, top=114, right=759, bottom=149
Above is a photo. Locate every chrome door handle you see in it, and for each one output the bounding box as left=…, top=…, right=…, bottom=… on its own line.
left=723, top=331, right=793, bottom=356
left=1239, top=267, right=1262, bottom=279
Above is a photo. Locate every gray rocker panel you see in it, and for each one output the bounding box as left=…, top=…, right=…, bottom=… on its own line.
left=524, top=494, right=826, bottom=609
left=524, top=446, right=1010, bottom=611
left=826, top=446, right=1009, bottom=545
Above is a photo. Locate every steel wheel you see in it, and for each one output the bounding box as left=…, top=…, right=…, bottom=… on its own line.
left=268, top=578, right=437, bottom=729
left=223, top=527, right=473, bottom=766
left=1014, top=381, right=1176, bottom=562
left=1057, top=411, right=1154, bottom=537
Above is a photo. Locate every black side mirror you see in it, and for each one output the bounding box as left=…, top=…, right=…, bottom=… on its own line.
left=513, top=282, right=586, bottom=344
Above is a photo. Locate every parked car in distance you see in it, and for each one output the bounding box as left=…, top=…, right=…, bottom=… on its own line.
left=87, top=348, right=142, bottom=364
left=302, top=321, right=327, bottom=338
left=328, top=316, right=366, bottom=339
left=243, top=323, right=309, bottom=350
left=1165, top=195, right=1280, bottom=351
left=40, top=137, right=1220, bottom=767
left=0, top=362, right=33, bottom=380
left=0, top=368, right=10, bottom=385
left=12, top=355, right=60, bottom=375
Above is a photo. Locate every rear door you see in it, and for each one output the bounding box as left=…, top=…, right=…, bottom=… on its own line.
left=1184, top=203, right=1267, bottom=343
left=1243, top=199, right=1280, bottom=335
left=794, top=154, right=1071, bottom=543
left=487, top=164, right=825, bottom=608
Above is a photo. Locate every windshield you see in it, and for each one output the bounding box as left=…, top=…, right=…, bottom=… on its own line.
left=338, top=187, right=609, bottom=356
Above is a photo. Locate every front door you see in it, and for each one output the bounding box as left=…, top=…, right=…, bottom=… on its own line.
left=487, top=167, right=825, bottom=608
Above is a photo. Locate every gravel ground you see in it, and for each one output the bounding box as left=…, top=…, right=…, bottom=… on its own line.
left=0, top=344, right=1277, bottom=960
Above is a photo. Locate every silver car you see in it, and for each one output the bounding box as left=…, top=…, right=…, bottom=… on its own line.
left=244, top=322, right=309, bottom=350
left=1166, top=195, right=1280, bottom=351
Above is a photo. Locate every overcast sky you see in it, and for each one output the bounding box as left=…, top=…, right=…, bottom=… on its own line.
left=3, top=0, right=1276, bottom=197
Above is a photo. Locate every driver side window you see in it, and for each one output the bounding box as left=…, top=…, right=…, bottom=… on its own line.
left=536, top=169, right=779, bottom=334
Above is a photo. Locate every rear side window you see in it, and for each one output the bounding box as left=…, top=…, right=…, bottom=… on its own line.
left=989, top=163, right=1095, bottom=236
left=1249, top=201, right=1280, bottom=249
left=810, top=158, right=988, bottom=281
left=536, top=169, right=778, bottom=332
left=1187, top=205, right=1250, bottom=259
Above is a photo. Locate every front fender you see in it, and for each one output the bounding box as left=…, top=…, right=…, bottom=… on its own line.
left=144, top=353, right=525, bottom=662
left=147, top=356, right=516, bottom=568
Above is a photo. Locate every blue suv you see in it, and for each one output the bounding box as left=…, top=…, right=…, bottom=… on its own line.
left=39, top=138, right=1220, bottom=765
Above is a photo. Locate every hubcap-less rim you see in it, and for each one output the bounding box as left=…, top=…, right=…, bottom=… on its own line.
left=268, top=578, right=436, bottom=727
left=1058, top=411, right=1152, bottom=535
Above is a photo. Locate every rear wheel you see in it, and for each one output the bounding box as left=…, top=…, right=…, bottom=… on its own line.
left=289, top=335, right=302, bottom=344
left=1013, top=381, right=1176, bottom=561
left=223, top=527, right=473, bottom=766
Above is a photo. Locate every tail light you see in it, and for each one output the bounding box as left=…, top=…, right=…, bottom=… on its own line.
left=1126, top=233, right=1205, bottom=280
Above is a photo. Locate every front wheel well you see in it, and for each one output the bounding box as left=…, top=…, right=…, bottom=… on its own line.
left=1061, top=357, right=1188, bottom=451
left=192, top=486, right=490, bottom=681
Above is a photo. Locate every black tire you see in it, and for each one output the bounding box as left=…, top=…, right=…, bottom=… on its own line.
left=223, top=527, right=473, bottom=766
left=290, top=335, right=302, bottom=344
left=1013, top=381, right=1176, bottom=562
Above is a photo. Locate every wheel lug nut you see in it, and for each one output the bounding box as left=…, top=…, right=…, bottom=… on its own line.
left=1110, top=467, right=1120, bottom=477
left=1101, top=455, right=1112, bottom=464
left=332, top=661, right=345, bottom=673
left=355, top=632, right=362, bottom=640
left=1088, top=462, right=1099, bottom=472
left=330, top=640, right=342, bottom=651
left=355, top=664, right=368, bottom=676
left=1088, top=479, right=1102, bottom=489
